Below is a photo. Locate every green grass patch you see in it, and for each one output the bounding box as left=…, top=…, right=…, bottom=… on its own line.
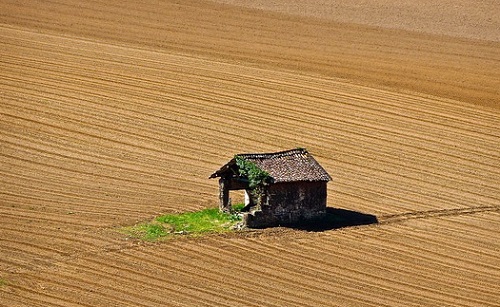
left=0, top=278, right=8, bottom=287
left=121, top=205, right=244, bottom=241
left=231, top=202, right=245, bottom=212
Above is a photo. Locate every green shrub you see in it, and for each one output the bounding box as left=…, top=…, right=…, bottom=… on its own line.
left=235, top=156, right=271, bottom=189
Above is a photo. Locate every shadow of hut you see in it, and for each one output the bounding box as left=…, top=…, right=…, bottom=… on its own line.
left=291, top=207, right=378, bottom=232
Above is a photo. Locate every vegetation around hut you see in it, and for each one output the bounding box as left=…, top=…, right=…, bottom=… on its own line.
left=121, top=204, right=244, bottom=241
left=234, top=155, right=272, bottom=189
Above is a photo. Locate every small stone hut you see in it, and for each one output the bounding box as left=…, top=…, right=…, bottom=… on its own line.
left=209, top=148, right=332, bottom=228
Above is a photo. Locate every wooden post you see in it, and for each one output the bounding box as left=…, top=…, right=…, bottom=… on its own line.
left=219, top=178, right=230, bottom=212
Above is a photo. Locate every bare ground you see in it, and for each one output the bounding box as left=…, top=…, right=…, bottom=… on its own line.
left=1, top=0, right=499, bottom=306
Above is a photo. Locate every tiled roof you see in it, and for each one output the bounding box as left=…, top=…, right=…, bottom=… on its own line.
left=210, top=148, right=331, bottom=183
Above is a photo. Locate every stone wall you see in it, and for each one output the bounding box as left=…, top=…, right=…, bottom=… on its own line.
left=244, top=181, right=327, bottom=228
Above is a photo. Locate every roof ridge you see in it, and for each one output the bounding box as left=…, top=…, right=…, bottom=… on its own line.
left=237, top=148, right=308, bottom=159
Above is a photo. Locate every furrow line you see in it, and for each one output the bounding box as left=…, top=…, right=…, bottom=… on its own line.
left=303, top=236, right=500, bottom=304
left=0, top=165, right=170, bottom=201
left=332, top=161, right=499, bottom=210
left=352, top=229, right=500, bottom=277
left=0, top=93, right=237, bottom=169
left=0, top=191, right=176, bottom=219
left=0, top=87, right=268, bottom=161
left=163, top=67, right=499, bottom=141
left=0, top=90, right=251, bottom=167
left=435, top=212, right=500, bottom=232
left=306, top=236, right=499, bottom=305
left=0, top=145, right=207, bottom=197
left=0, top=119, right=213, bottom=175
left=317, top=229, right=500, bottom=288
left=0, top=237, right=72, bottom=259
left=10, top=273, right=141, bottom=307
left=225, top=237, right=440, bottom=306
left=0, top=226, right=109, bottom=255
left=389, top=221, right=500, bottom=263
left=0, top=143, right=214, bottom=197
left=0, top=285, right=74, bottom=307
left=231, top=238, right=463, bottom=306
left=115, top=248, right=288, bottom=307
left=2, top=70, right=496, bottom=183
left=4, top=55, right=500, bottom=162
left=51, top=261, right=221, bottom=307
left=6, top=38, right=492, bottom=141
left=170, top=241, right=371, bottom=307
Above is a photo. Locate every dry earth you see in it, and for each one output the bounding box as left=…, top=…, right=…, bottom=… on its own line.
left=1, top=0, right=499, bottom=306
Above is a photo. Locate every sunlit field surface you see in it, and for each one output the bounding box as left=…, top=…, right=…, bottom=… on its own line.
left=1, top=1, right=499, bottom=306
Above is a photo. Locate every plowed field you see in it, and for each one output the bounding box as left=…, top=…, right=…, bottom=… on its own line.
left=1, top=0, right=499, bottom=306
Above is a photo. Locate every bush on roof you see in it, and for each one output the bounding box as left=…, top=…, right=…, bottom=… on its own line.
left=234, top=155, right=271, bottom=189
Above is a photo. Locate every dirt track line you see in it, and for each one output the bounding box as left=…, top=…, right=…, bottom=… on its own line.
left=379, top=206, right=500, bottom=224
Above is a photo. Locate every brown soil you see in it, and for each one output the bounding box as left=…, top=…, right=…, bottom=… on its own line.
left=1, top=0, right=499, bottom=306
